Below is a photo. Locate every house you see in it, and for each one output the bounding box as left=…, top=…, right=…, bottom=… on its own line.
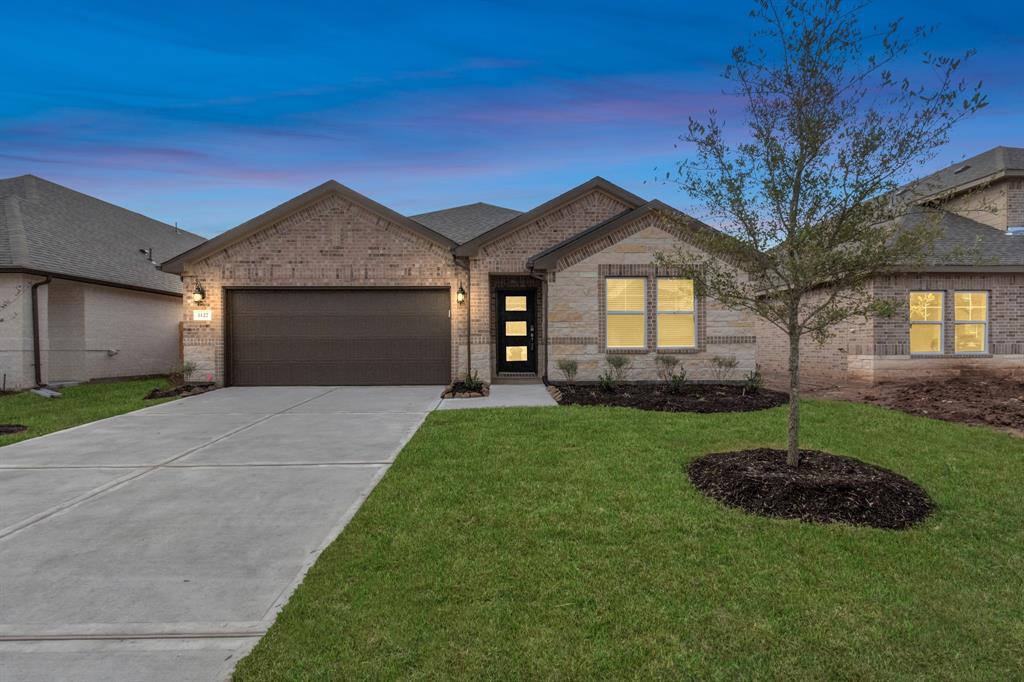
left=160, top=146, right=1023, bottom=389
left=0, top=175, right=206, bottom=390
left=161, top=177, right=755, bottom=386
left=756, top=146, right=1024, bottom=386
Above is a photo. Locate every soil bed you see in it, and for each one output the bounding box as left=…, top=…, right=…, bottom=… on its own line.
left=860, top=374, right=1024, bottom=434
left=689, top=448, right=932, bottom=529
left=144, top=383, right=215, bottom=401
left=555, top=383, right=787, bottom=413
left=0, top=424, right=27, bottom=435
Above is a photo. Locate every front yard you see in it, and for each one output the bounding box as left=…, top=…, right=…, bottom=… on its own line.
left=0, top=378, right=173, bottom=446
left=235, top=400, right=1024, bottom=680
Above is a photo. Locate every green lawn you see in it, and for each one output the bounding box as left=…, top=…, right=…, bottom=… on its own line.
left=0, top=378, right=173, bottom=446
left=235, top=400, right=1024, bottom=681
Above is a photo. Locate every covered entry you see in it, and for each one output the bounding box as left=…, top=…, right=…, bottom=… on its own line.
left=226, top=288, right=450, bottom=386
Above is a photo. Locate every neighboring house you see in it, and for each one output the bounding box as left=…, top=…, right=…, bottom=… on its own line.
left=162, top=177, right=754, bottom=386
left=756, top=146, right=1024, bottom=386
left=160, top=146, right=1023, bottom=389
left=0, top=175, right=206, bottom=390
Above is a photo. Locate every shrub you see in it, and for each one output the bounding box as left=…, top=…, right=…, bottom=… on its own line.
left=668, top=368, right=687, bottom=394
left=461, top=369, right=484, bottom=392
left=600, top=354, right=632, bottom=392
left=743, top=365, right=763, bottom=395
left=709, top=356, right=739, bottom=383
left=655, top=354, right=680, bottom=383
left=556, top=358, right=579, bottom=384
left=168, top=361, right=197, bottom=387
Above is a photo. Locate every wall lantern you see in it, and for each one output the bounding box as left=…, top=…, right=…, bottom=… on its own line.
left=456, top=285, right=466, bottom=305
left=192, top=281, right=206, bottom=303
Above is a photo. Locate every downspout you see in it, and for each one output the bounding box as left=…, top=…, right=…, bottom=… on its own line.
left=30, top=276, right=51, bottom=387
left=529, top=268, right=548, bottom=382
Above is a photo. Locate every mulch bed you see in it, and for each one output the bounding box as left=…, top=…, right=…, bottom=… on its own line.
left=860, top=374, right=1024, bottom=434
left=554, top=383, right=787, bottom=413
left=688, top=448, right=933, bottom=529
left=0, top=424, right=27, bottom=435
left=144, top=383, right=215, bottom=401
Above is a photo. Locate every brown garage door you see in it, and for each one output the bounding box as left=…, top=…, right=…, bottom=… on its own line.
left=227, top=288, right=451, bottom=386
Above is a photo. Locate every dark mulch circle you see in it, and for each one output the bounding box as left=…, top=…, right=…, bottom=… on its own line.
left=144, top=384, right=215, bottom=401
left=555, top=383, right=787, bottom=413
left=441, top=381, right=489, bottom=399
left=0, top=424, right=27, bottom=435
left=688, top=448, right=933, bottom=530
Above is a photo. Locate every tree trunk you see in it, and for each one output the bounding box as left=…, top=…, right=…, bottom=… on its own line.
left=787, top=330, right=801, bottom=467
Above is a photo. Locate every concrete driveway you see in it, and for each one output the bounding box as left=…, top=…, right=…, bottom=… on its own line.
left=0, top=386, right=443, bottom=682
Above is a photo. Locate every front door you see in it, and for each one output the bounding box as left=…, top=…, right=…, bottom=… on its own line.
left=496, top=289, right=537, bottom=374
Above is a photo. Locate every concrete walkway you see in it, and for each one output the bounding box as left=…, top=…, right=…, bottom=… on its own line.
left=0, top=386, right=443, bottom=682
left=435, top=384, right=558, bottom=410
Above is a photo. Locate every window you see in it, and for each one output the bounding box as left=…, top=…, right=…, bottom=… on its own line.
left=657, top=278, right=696, bottom=348
left=606, top=278, right=646, bottom=349
left=908, top=292, right=943, bottom=354
left=954, top=291, right=988, bottom=353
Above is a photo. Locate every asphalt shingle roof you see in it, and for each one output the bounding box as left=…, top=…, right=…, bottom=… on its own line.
left=0, top=175, right=205, bottom=294
left=410, top=202, right=522, bottom=244
left=899, top=207, right=1024, bottom=267
left=914, top=146, right=1024, bottom=199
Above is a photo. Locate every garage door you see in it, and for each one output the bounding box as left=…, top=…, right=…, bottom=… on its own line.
left=226, top=289, right=451, bottom=386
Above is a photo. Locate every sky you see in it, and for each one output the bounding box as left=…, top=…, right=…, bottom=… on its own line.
left=1, top=1, right=1021, bottom=237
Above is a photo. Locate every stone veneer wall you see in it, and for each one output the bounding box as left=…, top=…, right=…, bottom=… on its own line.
left=547, top=217, right=756, bottom=382
left=180, top=193, right=466, bottom=386
left=467, top=189, right=632, bottom=382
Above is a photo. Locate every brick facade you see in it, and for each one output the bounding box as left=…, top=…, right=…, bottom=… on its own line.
left=547, top=218, right=756, bottom=382
left=467, top=189, right=631, bottom=382
left=180, top=193, right=467, bottom=385
left=756, top=273, right=1024, bottom=386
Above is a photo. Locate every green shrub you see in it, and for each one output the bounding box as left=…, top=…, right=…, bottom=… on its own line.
left=556, top=359, right=579, bottom=384
left=461, top=370, right=484, bottom=392
left=668, top=369, right=688, bottom=394
left=655, top=354, right=679, bottom=383
left=168, top=360, right=198, bottom=387
left=600, top=354, right=632, bottom=392
left=709, top=356, right=739, bottom=383
left=743, top=366, right=763, bottom=395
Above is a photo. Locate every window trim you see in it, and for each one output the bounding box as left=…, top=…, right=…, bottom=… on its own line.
left=656, top=277, right=697, bottom=349
left=953, top=290, right=989, bottom=355
left=605, top=277, right=647, bottom=350
left=908, top=291, right=944, bottom=356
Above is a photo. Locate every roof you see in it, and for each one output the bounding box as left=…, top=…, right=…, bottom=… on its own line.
left=912, top=146, right=1024, bottom=200
left=410, top=202, right=522, bottom=244
left=0, top=175, right=205, bottom=295
left=454, top=177, right=646, bottom=256
left=899, top=207, right=1024, bottom=269
left=161, top=180, right=457, bottom=274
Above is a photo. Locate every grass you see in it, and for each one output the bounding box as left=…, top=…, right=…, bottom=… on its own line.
left=0, top=378, right=173, bottom=446
left=234, top=400, right=1024, bottom=681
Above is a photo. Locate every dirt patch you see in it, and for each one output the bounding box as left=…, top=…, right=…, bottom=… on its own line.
left=144, top=384, right=215, bottom=401
left=811, top=373, right=1024, bottom=435
left=554, top=383, right=787, bottom=413
left=0, top=424, right=27, bottom=435
left=688, top=448, right=933, bottom=529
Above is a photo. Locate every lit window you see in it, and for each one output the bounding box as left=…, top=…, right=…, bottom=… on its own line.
left=908, top=292, right=943, bottom=354
left=657, top=278, right=695, bottom=348
left=505, top=321, right=527, bottom=336
left=505, top=296, right=527, bottom=312
left=606, top=278, right=645, bottom=349
left=954, top=292, right=988, bottom=353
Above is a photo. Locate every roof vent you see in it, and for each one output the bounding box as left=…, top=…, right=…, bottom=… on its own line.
left=1007, top=226, right=1024, bottom=236
left=952, top=164, right=971, bottom=175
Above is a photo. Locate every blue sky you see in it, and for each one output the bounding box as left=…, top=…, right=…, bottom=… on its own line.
left=2, top=1, right=1021, bottom=237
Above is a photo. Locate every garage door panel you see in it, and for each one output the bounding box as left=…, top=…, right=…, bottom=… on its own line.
left=227, top=289, right=450, bottom=386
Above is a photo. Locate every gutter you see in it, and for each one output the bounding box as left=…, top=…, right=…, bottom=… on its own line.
left=30, top=276, right=51, bottom=387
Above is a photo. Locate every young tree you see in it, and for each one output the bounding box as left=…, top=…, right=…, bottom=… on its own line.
left=658, top=0, right=985, bottom=466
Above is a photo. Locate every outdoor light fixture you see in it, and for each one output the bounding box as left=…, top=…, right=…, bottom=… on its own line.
left=192, top=281, right=206, bottom=303
left=457, top=285, right=466, bottom=304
